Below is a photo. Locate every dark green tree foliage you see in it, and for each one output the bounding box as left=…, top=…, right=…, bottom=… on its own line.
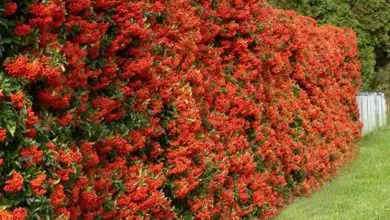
left=269, top=0, right=390, bottom=91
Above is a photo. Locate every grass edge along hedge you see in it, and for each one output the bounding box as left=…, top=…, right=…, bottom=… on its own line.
left=0, top=0, right=361, bottom=219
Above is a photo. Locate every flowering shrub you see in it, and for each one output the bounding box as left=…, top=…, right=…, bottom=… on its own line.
left=0, top=0, right=361, bottom=219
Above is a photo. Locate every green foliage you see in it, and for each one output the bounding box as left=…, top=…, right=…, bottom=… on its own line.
left=0, top=1, right=37, bottom=61
left=0, top=17, right=19, bottom=60
left=374, top=63, right=390, bottom=98
left=269, top=0, right=390, bottom=91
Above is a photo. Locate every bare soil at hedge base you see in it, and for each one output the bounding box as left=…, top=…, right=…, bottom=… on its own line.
left=275, top=126, right=390, bottom=220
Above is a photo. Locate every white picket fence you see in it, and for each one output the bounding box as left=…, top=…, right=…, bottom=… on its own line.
left=356, top=92, right=387, bottom=136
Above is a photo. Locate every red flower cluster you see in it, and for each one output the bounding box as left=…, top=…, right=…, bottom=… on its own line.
left=0, top=0, right=361, bottom=219
left=12, top=208, right=27, bottom=220
left=0, top=128, right=6, bottom=143
left=2, top=1, right=17, bottom=17
left=3, top=171, right=24, bottom=193
left=0, top=208, right=27, bottom=220
left=14, top=24, right=32, bottom=37
left=10, top=91, right=25, bottom=110
left=30, top=174, right=47, bottom=196
left=19, top=146, right=43, bottom=168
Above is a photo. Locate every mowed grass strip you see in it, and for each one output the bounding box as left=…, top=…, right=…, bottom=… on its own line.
left=275, top=126, right=390, bottom=220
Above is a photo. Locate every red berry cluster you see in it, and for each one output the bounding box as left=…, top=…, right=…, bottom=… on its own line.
left=0, top=0, right=361, bottom=219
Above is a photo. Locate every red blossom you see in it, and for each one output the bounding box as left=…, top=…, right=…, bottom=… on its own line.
left=10, top=91, right=25, bottom=110
left=14, top=24, right=32, bottom=36
left=2, top=1, right=17, bottom=17
left=0, top=129, right=7, bottom=143
left=4, top=56, right=29, bottom=78
left=19, top=146, right=44, bottom=167
left=4, top=171, right=24, bottom=193
left=30, top=174, right=47, bottom=196
left=25, top=107, right=38, bottom=128
left=68, top=0, right=91, bottom=15
left=0, top=209, right=13, bottom=219
left=58, top=114, right=73, bottom=127
left=51, top=184, right=67, bottom=207
left=36, top=89, right=71, bottom=110
left=12, top=208, right=27, bottom=220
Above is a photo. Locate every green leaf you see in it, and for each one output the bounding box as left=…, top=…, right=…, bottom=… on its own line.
left=6, top=120, right=17, bottom=137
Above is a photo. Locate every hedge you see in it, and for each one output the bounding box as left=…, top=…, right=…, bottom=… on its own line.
left=0, top=0, right=361, bottom=219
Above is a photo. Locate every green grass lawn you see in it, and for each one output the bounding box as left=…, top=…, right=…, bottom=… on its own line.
left=275, top=126, right=390, bottom=220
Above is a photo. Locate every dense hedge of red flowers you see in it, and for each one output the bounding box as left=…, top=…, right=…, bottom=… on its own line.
left=0, top=0, right=361, bottom=219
